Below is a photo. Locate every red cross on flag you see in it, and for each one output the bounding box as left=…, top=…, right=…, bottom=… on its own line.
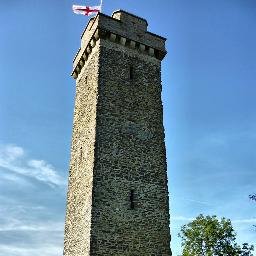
left=72, top=5, right=101, bottom=16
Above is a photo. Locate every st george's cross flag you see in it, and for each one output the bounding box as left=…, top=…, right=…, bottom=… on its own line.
left=72, top=5, right=101, bottom=16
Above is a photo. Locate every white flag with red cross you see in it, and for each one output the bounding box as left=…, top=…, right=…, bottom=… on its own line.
left=72, top=5, right=101, bottom=16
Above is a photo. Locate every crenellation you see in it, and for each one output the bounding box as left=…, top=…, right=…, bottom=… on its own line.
left=139, top=44, right=146, bottom=52
left=112, top=10, right=148, bottom=32
left=149, top=47, right=155, bottom=56
left=120, top=37, right=126, bottom=46
left=81, top=17, right=98, bottom=48
left=109, top=33, right=116, bottom=42
left=72, top=30, right=165, bottom=79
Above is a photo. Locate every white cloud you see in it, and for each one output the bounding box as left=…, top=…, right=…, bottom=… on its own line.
left=0, top=144, right=67, bottom=256
left=233, top=218, right=256, bottom=224
left=0, top=207, right=65, bottom=256
left=0, top=245, right=62, bottom=256
left=172, top=215, right=256, bottom=225
left=172, top=215, right=195, bottom=222
left=0, top=144, right=24, bottom=162
left=0, top=219, right=63, bottom=232
left=179, top=197, right=213, bottom=206
left=0, top=144, right=65, bottom=187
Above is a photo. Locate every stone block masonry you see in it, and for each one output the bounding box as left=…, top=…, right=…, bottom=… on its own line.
left=64, top=10, right=171, bottom=256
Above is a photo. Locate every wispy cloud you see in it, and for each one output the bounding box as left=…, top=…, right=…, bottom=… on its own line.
left=0, top=143, right=67, bottom=256
left=0, top=144, right=65, bottom=187
left=172, top=215, right=256, bottom=224
left=0, top=205, right=64, bottom=256
left=172, top=215, right=195, bottom=222
left=0, top=244, right=62, bottom=256
left=0, top=198, right=66, bottom=254
left=0, top=218, right=63, bottom=232
left=179, top=197, right=213, bottom=206
left=233, top=218, right=256, bottom=224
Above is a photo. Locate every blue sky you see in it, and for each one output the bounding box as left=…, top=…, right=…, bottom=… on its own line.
left=0, top=0, right=256, bottom=255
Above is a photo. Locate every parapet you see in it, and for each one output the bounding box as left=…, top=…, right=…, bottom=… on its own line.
left=72, top=10, right=167, bottom=79
left=112, top=10, right=148, bottom=32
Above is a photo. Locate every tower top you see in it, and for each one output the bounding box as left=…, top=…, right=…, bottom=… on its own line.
left=72, top=10, right=167, bottom=79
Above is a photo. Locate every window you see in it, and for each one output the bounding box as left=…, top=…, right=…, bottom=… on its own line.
left=80, top=147, right=83, bottom=161
left=129, top=66, right=134, bottom=80
left=130, top=189, right=135, bottom=209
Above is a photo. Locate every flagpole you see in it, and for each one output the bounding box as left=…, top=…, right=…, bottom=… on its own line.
left=100, top=0, right=103, bottom=12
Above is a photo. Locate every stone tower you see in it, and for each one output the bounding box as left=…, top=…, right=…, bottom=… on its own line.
left=64, top=10, right=171, bottom=256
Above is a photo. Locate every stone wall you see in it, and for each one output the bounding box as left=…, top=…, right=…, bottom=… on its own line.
left=88, top=39, right=171, bottom=255
left=64, top=45, right=100, bottom=256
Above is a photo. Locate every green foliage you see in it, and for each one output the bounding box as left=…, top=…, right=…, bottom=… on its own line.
left=239, top=243, right=254, bottom=256
left=249, top=194, right=256, bottom=201
left=178, top=214, right=254, bottom=256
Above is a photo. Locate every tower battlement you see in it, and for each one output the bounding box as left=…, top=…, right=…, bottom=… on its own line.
left=72, top=10, right=167, bottom=79
left=112, top=10, right=148, bottom=31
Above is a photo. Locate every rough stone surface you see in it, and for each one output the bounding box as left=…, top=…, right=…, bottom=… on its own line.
left=64, top=10, right=171, bottom=256
left=64, top=47, right=100, bottom=256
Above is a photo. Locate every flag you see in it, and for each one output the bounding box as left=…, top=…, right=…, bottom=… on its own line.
left=72, top=5, right=101, bottom=16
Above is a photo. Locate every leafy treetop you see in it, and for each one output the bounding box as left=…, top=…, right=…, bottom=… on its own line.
left=178, top=214, right=254, bottom=256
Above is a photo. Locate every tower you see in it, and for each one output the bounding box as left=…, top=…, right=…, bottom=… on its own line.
left=64, top=10, right=171, bottom=256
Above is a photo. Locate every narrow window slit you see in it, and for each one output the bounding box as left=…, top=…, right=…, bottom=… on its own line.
left=129, top=66, right=134, bottom=80
left=130, top=189, right=135, bottom=209
left=80, top=147, right=83, bottom=161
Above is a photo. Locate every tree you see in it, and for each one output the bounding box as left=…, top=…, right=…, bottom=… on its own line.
left=239, top=243, right=254, bottom=256
left=178, top=214, right=254, bottom=256
left=249, top=194, right=256, bottom=201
